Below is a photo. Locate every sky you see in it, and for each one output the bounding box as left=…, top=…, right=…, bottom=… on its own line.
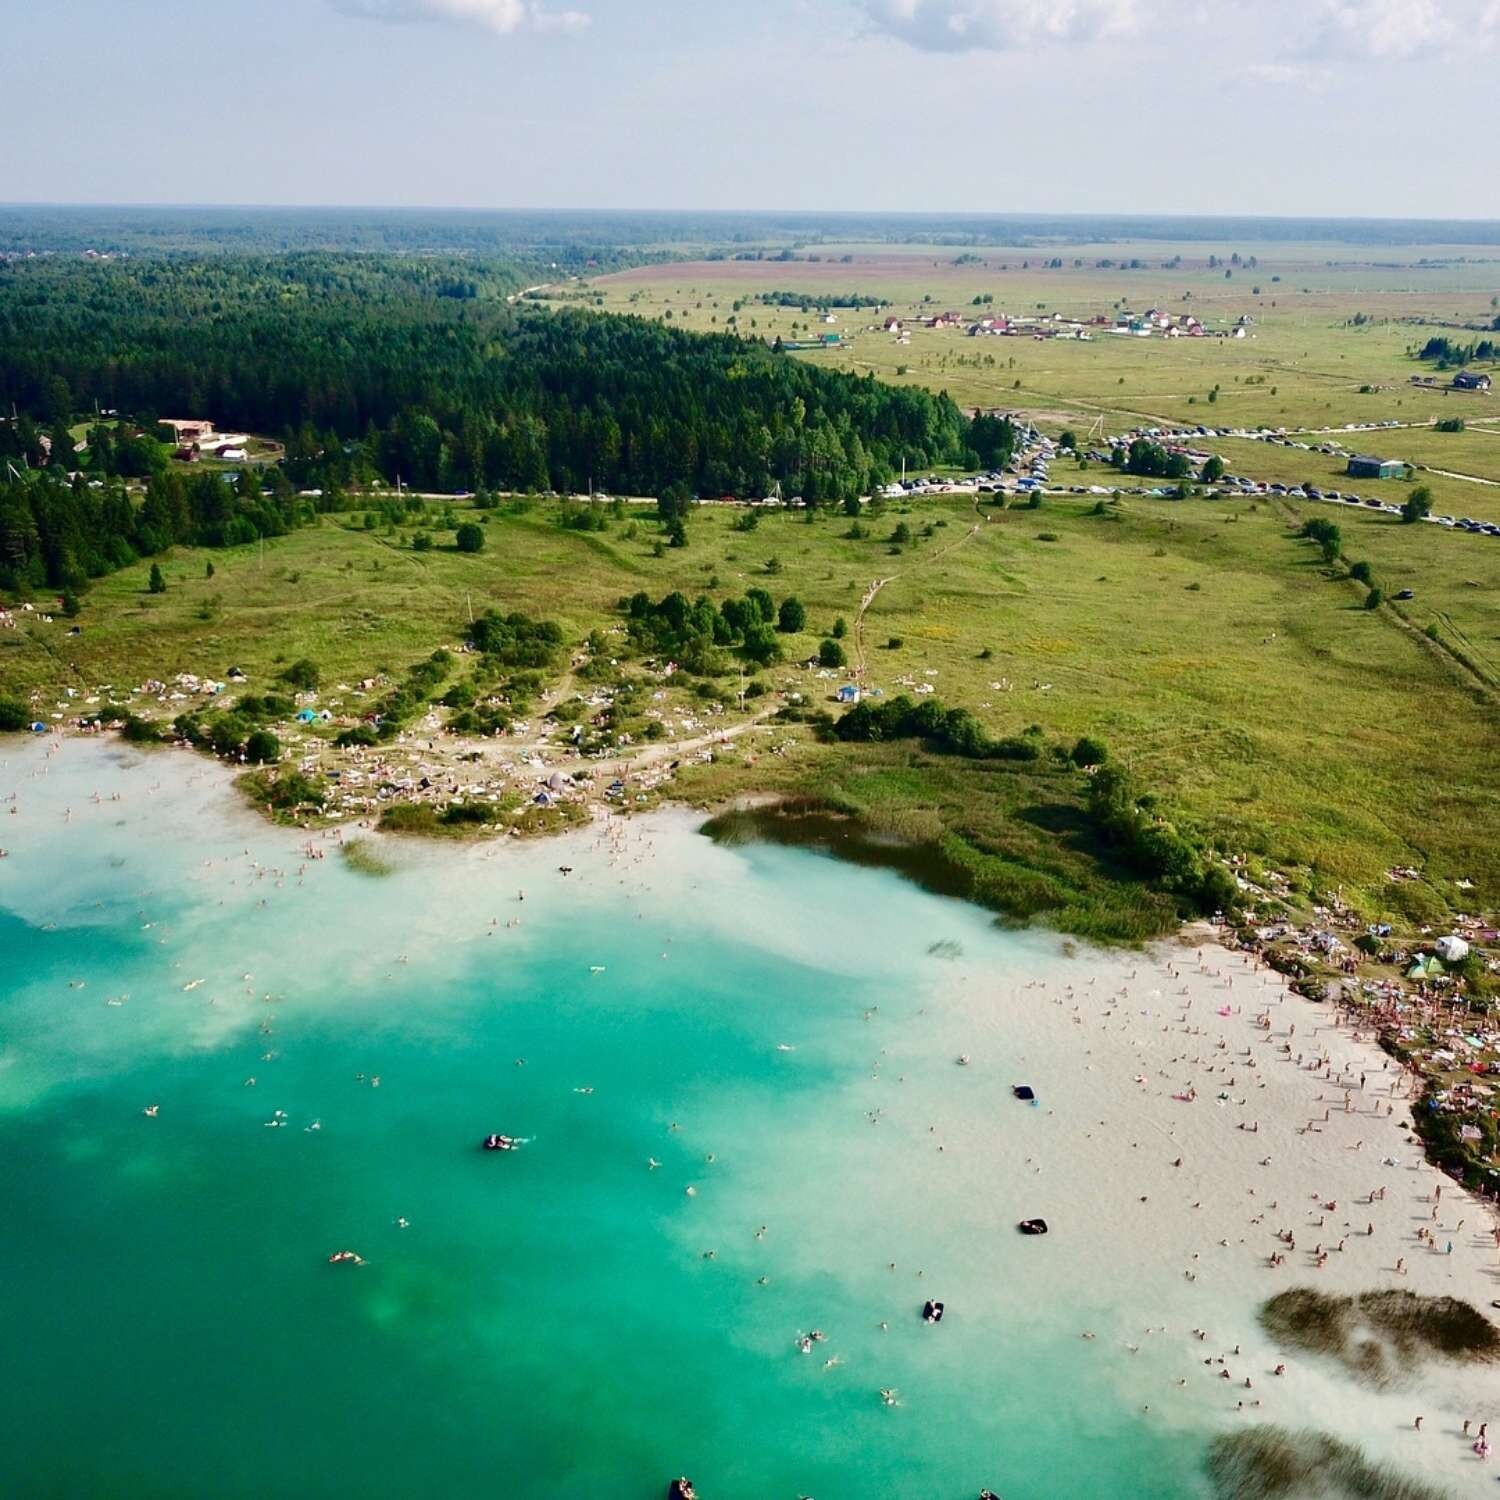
left=2, top=0, right=1498, bottom=218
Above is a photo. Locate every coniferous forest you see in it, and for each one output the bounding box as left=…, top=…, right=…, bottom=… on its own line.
left=0, top=251, right=994, bottom=592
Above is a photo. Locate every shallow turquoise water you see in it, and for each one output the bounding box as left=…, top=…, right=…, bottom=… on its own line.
left=0, top=743, right=1210, bottom=1499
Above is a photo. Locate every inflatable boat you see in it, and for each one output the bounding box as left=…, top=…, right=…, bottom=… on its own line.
left=1018, top=1218, right=1049, bottom=1236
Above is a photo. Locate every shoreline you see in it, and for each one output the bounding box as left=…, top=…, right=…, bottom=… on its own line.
left=5, top=734, right=1500, bottom=1496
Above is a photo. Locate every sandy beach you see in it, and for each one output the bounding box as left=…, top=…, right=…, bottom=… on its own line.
left=836, top=927, right=1500, bottom=1492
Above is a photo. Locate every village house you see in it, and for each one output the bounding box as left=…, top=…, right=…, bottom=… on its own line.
left=1453, top=371, right=1493, bottom=392
left=161, top=418, right=215, bottom=445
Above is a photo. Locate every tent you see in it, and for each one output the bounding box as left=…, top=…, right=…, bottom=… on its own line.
left=1435, top=935, right=1471, bottom=964
left=1407, top=955, right=1445, bottom=980
left=296, top=708, right=319, bottom=723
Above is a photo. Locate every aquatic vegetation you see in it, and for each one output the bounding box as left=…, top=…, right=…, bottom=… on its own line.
left=339, top=839, right=395, bottom=877
left=1259, top=1287, right=1500, bottom=1384
left=1207, top=1427, right=1447, bottom=1500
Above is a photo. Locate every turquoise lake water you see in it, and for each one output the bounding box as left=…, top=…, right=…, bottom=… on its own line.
left=0, top=742, right=1212, bottom=1499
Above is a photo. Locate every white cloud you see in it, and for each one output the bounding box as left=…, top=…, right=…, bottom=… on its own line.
left=859, top=0, right=1137, bottom=51
left=1245, top=61, right=1331, bottom=90
left=1300, top=0, right=1496, bottom=60
left=532, top=7, right=591, bottom=30
left=332, top=0, right=589, bottom=35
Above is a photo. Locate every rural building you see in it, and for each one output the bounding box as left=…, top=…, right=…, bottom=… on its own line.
left=162, top=418, right=214, bottom=444
left=1346, top=454, right=1405, bottom=480
left=1453, top=371, right=1493, bottom=392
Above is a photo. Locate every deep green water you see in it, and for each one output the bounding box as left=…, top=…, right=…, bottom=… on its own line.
left=0, top=742, right=1210, bottom=1499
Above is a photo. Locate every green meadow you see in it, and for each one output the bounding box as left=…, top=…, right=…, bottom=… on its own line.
left=7, top=477, right=1496, bottom=936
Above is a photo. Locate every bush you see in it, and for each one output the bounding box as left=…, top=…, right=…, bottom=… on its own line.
left=467, top=610, right=564, bottom=668
left=244, top=729, right=280, bottom=764
left=0, top=696, right=30, bottom=732
left=831, top=616, right=848, bottom=639
left=777, top=597, right=806, bottom=633
left=118, top=713, right=162, bottom=743
left=455, top=521, right=485, bottom=553
left=259, top=770, right=325, bottom=811
left=1070, top=735, right=1108, bottom=767
left=886, top=636, right=903, bottom=650
left=1365, top=587, right=1385, bottom=610
left=279, top=658, right=320, bottom=691
left=1400, top=487, right=1433, bottom=525
left=1349, top=560, right=1372, bottom=584
left=1300, top=516, right=1342, bottom=562
left=818, top=638, right=847, bottom=668
left=148, top=563, right=166, bottom=594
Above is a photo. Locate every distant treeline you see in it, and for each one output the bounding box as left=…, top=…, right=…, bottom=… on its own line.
left=7, top=208, right=1494, bottom=260
left=0, top=207, right=666, bottom=273
left=1417, top=334, right=1499, bottom=366
left=0, top=253, right=980, bottom=506
left=756, top=291, right=885, bottom=311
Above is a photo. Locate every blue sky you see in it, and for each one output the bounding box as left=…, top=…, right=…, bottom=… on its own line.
left=2, top=0, right=1498, bottom=217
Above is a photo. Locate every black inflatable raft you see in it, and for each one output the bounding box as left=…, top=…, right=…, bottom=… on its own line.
left=1018, top=1218, right=1049, bottom=1235
left=1012, top=1085, right=1036, bottom=1102
left=667, top=1480, right=697, bottom=1500
left=922, top=1299, right=945, bottom=1324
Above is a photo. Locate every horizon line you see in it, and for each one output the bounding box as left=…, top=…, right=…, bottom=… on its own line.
left=3, top=201, right=1500, bottom=229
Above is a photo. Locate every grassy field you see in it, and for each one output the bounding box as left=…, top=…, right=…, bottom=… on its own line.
left=589, top=248, right=1500, bottom=434
left=5, top=479, right=1497, bottom=933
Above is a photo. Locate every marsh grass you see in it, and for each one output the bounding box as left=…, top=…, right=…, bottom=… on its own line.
left=1260, top=1287, right=1500, bottom=1385
left=1207, top=1427, right=1448, bottom=1500
left=339, top=839, right=395, bottom=877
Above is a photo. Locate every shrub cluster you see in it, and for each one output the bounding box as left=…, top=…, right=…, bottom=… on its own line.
left=466, top=610, right=565, bottom=668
